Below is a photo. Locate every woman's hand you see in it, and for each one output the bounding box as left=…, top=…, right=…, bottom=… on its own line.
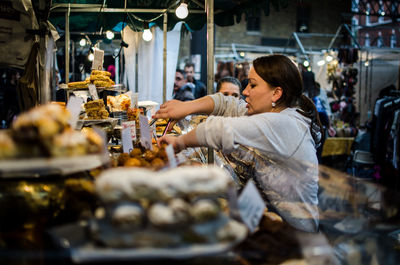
left=157, top=135, right=186, bottom=153
left=154, top=100, right=189, bottom=121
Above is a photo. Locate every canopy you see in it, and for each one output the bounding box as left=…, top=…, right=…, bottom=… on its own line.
left=48, top=0, right=289, bottom=34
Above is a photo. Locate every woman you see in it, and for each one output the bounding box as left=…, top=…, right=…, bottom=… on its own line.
left=216, top=76, right=242, bottom=98
left=154, top=55, right=322, bottom=232
left=155, top=55, right=322, bottom=164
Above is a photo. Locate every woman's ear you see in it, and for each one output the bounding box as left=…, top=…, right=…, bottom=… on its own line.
left=272, top=87, right=283, bottom=102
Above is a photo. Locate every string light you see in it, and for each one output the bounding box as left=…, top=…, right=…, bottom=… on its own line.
left=175, top=1, right=189, bottom=19
left=303, top=61, right=310, bottom=67
left=79, top=38, right=86, bottom=47
left=106, top=30, right=115, bottom=40
left=142, top=22, right=153, bottom=42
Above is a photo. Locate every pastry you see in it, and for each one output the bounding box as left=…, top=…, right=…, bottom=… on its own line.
left=111, top=202, right=144, bottom=228
left=91, top=70, right=111, bottom=77
left=191, top=199, right=220, bottom=222
left=0, top=131, right=17, bottom=159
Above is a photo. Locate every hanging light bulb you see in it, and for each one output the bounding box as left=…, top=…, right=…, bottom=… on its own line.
left=175, top=1, right=189, bottom=19
left=106, top=30, right=115, bottom=40
left=79, top=38, right=86, bottom=47
left=88, top=53, right=94, bottom=61
left=317, top=60, right=325, bottom=66
left=303, top=60, right=310, bottom=67
left=142, top=22, right=153, bottom=42
left=326, top=55, right=333, bottom=62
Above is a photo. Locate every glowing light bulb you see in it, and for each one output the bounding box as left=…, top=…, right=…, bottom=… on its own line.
left=317, top=60, right=325, bottom=66
left=326, top=55, right=333, bottom=62
left=175, top=3, right=188, bottom=19
left=88, top=53, right=94, bottom=61
left=79, top=38, right=86, bottom=46
left=303, top=61, right=310, bottom=67
left=142, top=29, right=153, bottom=42
left=364, top=61, right=369, bottom=67
left=106, top=30, right=114, bottom=40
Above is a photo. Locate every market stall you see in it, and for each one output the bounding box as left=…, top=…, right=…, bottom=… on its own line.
left=1, top=1, right=400, bottom=265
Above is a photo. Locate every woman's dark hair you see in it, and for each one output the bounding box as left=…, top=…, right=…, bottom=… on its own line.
left=253, top=55, right=324, bottom=146
left=216, top=76, right=242, bottom=92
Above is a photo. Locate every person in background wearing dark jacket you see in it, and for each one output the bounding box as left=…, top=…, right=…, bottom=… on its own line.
left=184, top=63, right=206, bottom=99
left=173, top=69, right=195, bottom=102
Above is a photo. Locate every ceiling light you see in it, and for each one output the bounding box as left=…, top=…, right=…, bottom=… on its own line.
left=88, top=53, right=94, bottom=61
left=326, top=55, right=333, bottom=62
left=79, top=38, right=86, bottom=47
left=317, top=60, right=325, bottom=66
left=364, top=61, right=369, bottom=67
left=106, top=30, right=115, bottom=40
left=303, top=61, right=310, bottom=67
left=142, top=22, right=153, bottom=42
left=175, top=1, right=189, bottom=19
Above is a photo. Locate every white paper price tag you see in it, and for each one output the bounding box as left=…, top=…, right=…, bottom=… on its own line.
left=121, top=127, right=134, bottom=154
left=165, top=144, right=177, bottom=168
left=131, top=92, right=138, bottom=109
left=237, top=180, right=266, bottom=232
left=66, top=96, right=83, bottom=129
left=88, top=84, right=99, bottom=100
left=121, top=121, right=136, bottom=141
left=92, top=48, right=104, bottom=71
left=139, top=115, right=152, bottom=150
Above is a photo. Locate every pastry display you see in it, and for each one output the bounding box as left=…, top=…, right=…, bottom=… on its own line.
left=1, top=103, right=105, bottom=159
left=90, top=70, right=114, bottom=88
left=67, top=79, right=90, bottom=89
left=92, top=166, right=247, bottom=248
left=67, top=70, right=114, bottom=90
left=111, top=144, right=168, bottom=170
left=84, top=99, right=109, bottom=119
left=107, top=94, right=131, bottom=112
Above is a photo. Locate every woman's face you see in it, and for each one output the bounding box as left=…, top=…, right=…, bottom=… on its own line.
left=242, top=67, right=276, bottom=115
left=219, top=82, right=240, bottom=98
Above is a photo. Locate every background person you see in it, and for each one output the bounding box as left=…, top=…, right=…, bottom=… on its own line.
left=184, top=62, right=206, bottom=99
left=173, top=69, right=195, bottom=102
left=216, top=76, right=242, bottom=98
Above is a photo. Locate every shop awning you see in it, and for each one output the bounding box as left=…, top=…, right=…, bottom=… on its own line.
left=48, top=0, right=289, bottom=34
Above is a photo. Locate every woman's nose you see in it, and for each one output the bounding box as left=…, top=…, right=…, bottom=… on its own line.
left=242, top=86, right=249, bottom=96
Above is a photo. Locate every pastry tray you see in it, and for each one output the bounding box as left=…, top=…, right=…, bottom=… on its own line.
left=77, top=118, right=119, bottom=128
left=48, top=220, right=246, bottom=264
left=65, top=84, right=126, bottom=93
left=0, top=154, right=110, bottom=178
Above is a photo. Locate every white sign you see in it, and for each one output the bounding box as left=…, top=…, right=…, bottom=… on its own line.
left=92, top=48, right=104, bottom=70
left=165, top=144, right=177, bottom=168
left=139, top=115, right=152, bottom=150
left=66, top=96, right=83, bottom=129
left=121, top=121, right=136, bottom=141
left=88, top=84, right=99, bottom=100
left=121, top=127, right=134, bottom=154
left=131, top=92, right=138, bottom=109
left=237, top=180, right=266, bottom=232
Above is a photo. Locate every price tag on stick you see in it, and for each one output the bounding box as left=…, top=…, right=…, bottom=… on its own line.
left=88, top=84, right=99, bottom=100
left=121, top=127, right=134, bottom=154
left=122, top=121, right=136, bottom=142
left=66, top=96, right=84, bottom=130
left=165, top=144, right=177, bottom=168
left=91, top=48, right=104, bottom=71
left=237, top=180, right=266, bottom=232
left=139, top=115, right=152, bottom=150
